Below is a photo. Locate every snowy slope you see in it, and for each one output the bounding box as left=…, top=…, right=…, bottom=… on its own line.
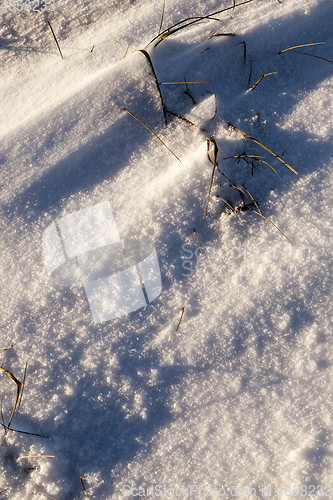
left=1, top=0, right=333, bottom=498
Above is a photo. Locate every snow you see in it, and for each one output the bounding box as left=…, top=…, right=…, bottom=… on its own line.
left=1, top=0, right=333, bottom=498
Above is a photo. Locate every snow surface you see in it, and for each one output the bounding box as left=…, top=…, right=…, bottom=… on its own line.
left=1, top=0, right=333, bottom=498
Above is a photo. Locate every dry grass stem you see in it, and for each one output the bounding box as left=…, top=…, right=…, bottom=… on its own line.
left=137, top=50, right=167, bottom=124
left=206, top=13, right=242, bottom=40
left=228, top=124, right=298, bottom=175
left=124, top=108, right=182, bottom=164
left=291, top=51, right=333, bottom=64
left=252, top=210, right=293, bottom=244
left=250, top=72, right=277, bottom=90
left=16, top=361, right=27, bottom=416
left=176, top=308, right=185, bottom=332
left=17, top=456, right=55, bottom=459
left=217, top=196, right=236, bottom=212
left=231, top=0, right=236, bottom=17
left=193, top=229, right=203, bottom=254
left=278, top=42, right=325, bottom=54
left=158, top=0, right=166, bottom=36
left=166, top=110, right=207, bottom=132
left=0, top=345, right=13, bottom=354
left=0, top=421, right=48, bottom=438
left=206, top=138, right=218, bottom=216
left=150, top=0, right=258, bottom=46
left=80, top=477, right=87, bottom=493
left=0, top=367, right=22, bottom=428
left=44, top=13, right=63, bottom=60
left=305, top=0, right=313, bottom=15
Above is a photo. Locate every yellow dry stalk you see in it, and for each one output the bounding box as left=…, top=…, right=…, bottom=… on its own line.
left=176, top=308, right=185, bottom=332
left=0, top=367, right=22, bottom=428
left=206, top=138, right=219, bottom=216
left=228, top=124, right=298, bottom=175
left=278, top=42, right=324, bottom=54
left=193, top=229, right=203, bottom=254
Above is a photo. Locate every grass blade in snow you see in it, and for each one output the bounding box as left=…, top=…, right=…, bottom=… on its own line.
left=137, top=50, right=167, bottom=125
left=278, top=42, right=325, bottom=54
left=206, top=137, right=218, bottom=216
left=124, top=108, right=182, bottom=164
left=150, top=0, right=258, bottom=46
left=157, top=0, right=166, bottom=36
left=228, top=124, right=298, bottom=175
left=249, top=72, right=277, bottom=90
left=176, top=308, right=185, bottom=332
left=0, top=367, right=22, bottom=427
left=44, top=13, right=63, bottom=60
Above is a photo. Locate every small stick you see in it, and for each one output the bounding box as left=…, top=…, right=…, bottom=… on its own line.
left=17, top=455, right=55, bottom=459
left=278, top=42, right=325, bottom=54
left=193, top=229, right=203, bottom=254
left=90, top=45, right=94, bottom=52
left=176, top=308, right=185, bottom=332
left=124, top=108, right=182, bottom=164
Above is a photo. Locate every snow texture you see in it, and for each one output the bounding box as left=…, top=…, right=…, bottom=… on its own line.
left=1, top=0, right=333, bottom=498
